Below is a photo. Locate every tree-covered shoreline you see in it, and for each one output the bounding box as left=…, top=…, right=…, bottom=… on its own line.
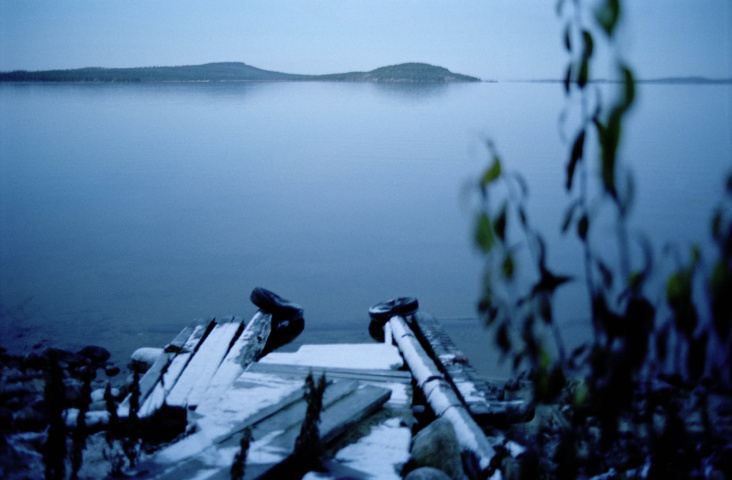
left=0, top=62, right=481, bottom=84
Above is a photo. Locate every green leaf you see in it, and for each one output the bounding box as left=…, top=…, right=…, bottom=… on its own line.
left=578, top=57, right=589, bottom=88
left=563, top=24, right=571, bottom=52
left=666, top=271, right=691, bottom=306
left=502, top=254, right=515, bottom=280
left=511, top=172, right=530, bottom=198
left=666, top=269, right=698, bottom=336
left=600, top=111, right=622, bottom=198
left=496, top=322, right=511, bottom=354
left=518, top=206, right=528, bottom=228
left=561, top=200, right=580, bottom=234
left=597, top=260, right=613, bottom=288
left=596, top=0, right=620, bottom=36
left=475, top=213, right=494, bottom=252
left=566, top=130, right=586, bottom=190
left=577, top=214, right=589, bottom=241
left=628, top=271, right=643, bottom=291
left=712, top=208, right=723, bottom=240
left=582, top=30, right=594, bottom=58
left=494, top=202, right=507, bottom=242
left=620, top=65, right=635, bottom=111
left=481, top=156, right=502, bottom=187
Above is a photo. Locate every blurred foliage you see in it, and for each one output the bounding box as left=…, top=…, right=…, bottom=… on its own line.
left=474, top=0, right=731, bottom=477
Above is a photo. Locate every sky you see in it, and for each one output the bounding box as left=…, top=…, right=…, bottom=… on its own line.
left=0, top=0, right=730, bottom=81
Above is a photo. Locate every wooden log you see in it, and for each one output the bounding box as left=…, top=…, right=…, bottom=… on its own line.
left=166, top=316, right=243, bottom=409
left=389, top=315, right=497, bottom=473
left=411, top=312, right=533, bottom=425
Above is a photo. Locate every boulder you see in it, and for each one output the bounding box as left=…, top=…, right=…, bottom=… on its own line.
left=409, top=417, right=465, bottom=480
left=63, top=378, right=83, bottom=404
left=90, top=387, right=106, bottom=403
left=77, top=345, right=111, bottom=364
left=404, top=467, right=452, bottom=480
left=42, top=347, right=86, bottom=367
left=130, top=347, right=163, bottom=371
left=13, top=406, right=47, bottom=432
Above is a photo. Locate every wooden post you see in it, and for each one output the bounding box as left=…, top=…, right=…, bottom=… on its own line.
left=389, top=315, right=497, bottom=472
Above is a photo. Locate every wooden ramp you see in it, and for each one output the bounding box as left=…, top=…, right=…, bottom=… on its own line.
left=120, top=312, right=272, bottom=419
left=134, top=377, right=392, bottom=480
left=411, top=312, right=532, bottom=425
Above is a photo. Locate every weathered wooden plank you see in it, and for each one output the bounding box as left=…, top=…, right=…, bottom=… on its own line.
left=242, top=382, right=391, bottom=480
left=141, top=379, right=390, bottom=480
left=166, top=317, right=213, bottom=353
left=135, top=320, right=214, bottom=417
left=247, top=362, right=412, bottom=384
left=198, top=312, right=272, bottom=409
left=246, top=362, right=413, bottom=408
left=119, top=318, right=214, bottom=417
left=322, top=417, right=411, bottom=480
left=166, top=316, right=243, bottom=409
left=411, top=312, right=532, bottom=425
left=390, top=315, right=497, bottom=473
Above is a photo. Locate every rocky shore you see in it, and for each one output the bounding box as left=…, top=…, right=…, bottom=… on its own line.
left=0, top=345, right=134, bottom=479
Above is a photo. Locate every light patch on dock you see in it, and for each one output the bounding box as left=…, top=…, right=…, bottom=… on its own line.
left=259, top=343, right=403, bottom=370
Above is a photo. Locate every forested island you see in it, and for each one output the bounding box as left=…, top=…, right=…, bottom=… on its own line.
left=0, top=62, right=480, bottom=83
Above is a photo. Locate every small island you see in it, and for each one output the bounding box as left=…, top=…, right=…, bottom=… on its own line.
left=0, top=62, right=481, bottom=83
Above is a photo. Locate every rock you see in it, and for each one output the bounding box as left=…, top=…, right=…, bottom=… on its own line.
left=90, top=387, right=106, bottom=403
left=404, top=467, right=452, bottom=480
left=130, top=347, right=163, bottom=371
left=409, top=417, right=464, bottom=480
left=42, top=347, right=86, bottom=367
left=13, top=406, right=47, bottom=432
left=23, top=352, right=44, bottom=370
left=63, top=378, right=83, bottom=403
left=77, top=345, right=111, bottom=364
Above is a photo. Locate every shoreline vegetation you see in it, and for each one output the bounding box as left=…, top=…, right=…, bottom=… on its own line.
left=0, top=62, right=482, bottom=84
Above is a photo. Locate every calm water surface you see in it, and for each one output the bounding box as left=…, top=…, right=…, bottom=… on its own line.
left=1, top=81, right=730, bottom=376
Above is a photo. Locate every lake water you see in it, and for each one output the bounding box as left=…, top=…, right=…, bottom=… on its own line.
left=1, top=81, right=730, bottom=377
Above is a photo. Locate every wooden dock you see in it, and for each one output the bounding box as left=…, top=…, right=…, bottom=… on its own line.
left=103, top=292, right=529, bottom=480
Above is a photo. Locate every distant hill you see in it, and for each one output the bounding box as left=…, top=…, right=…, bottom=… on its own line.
left=0, top=62, right=480, bottom=83
left=309, top=63, right=480, bottom=83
